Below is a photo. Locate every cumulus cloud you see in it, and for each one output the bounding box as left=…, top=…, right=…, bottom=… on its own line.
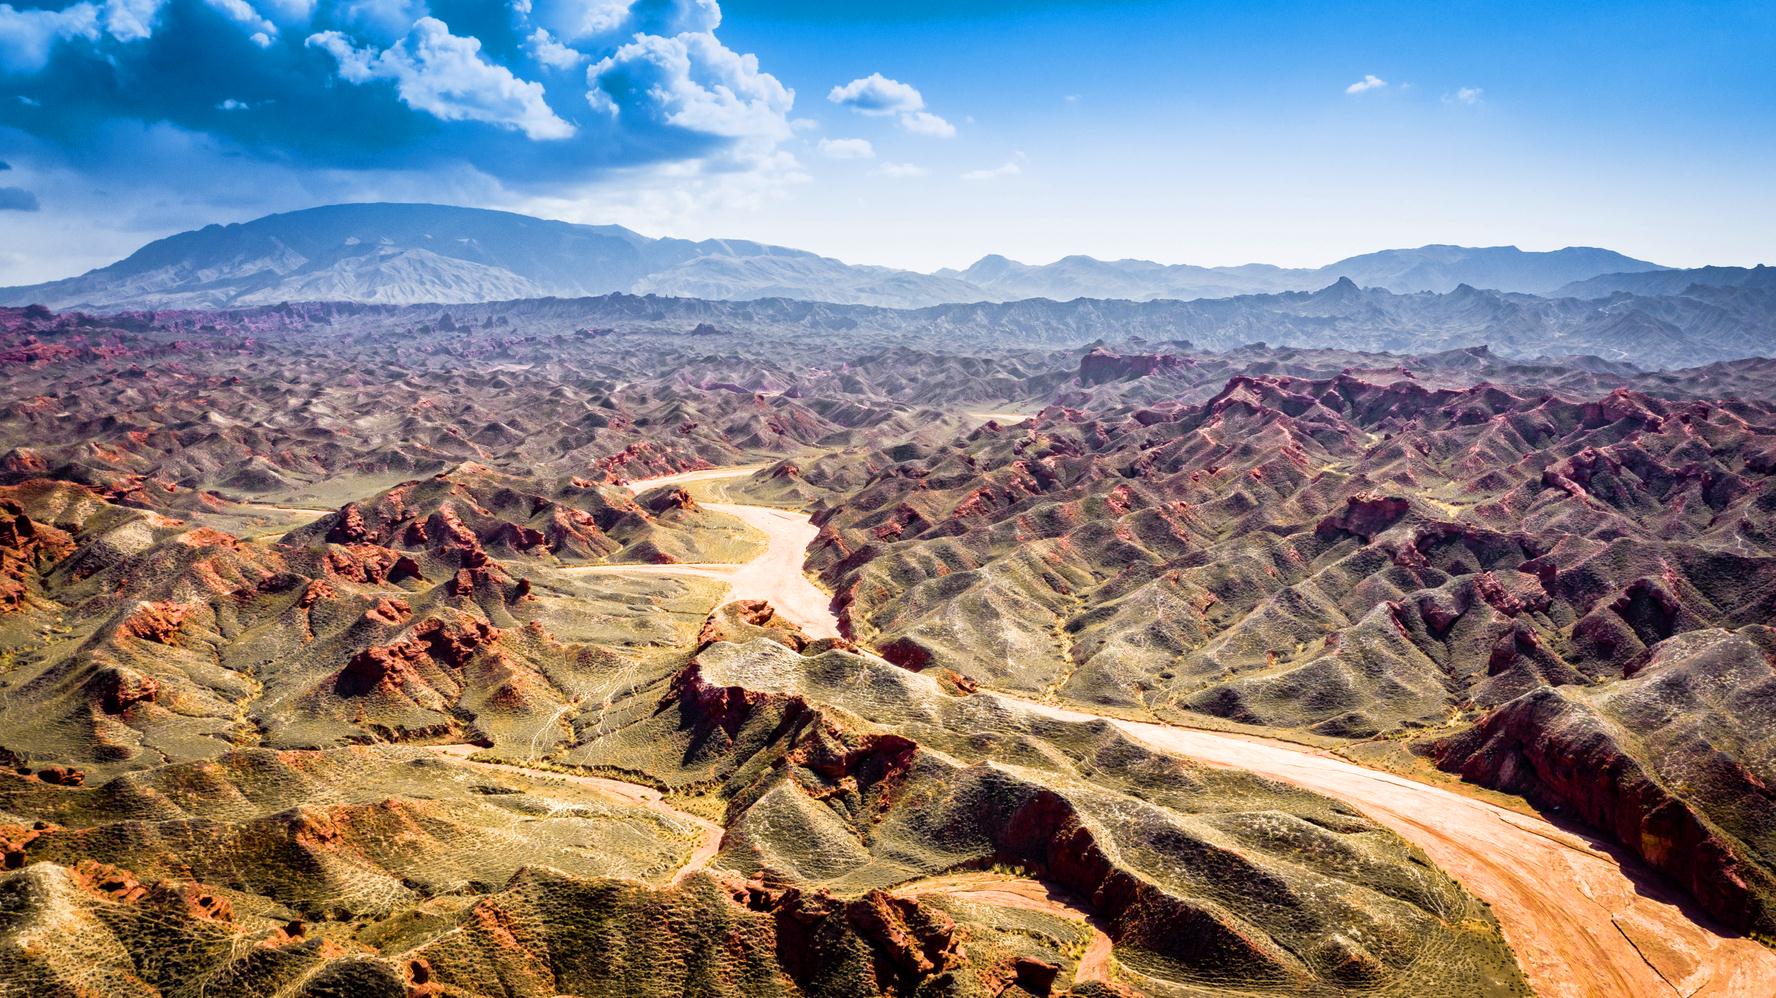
left=827, top=72, right=923, bottom=115
left=0, top=186, right=40, bottom=211
left=0, top=1, right=796, bottom=188
left=1345, top=74, right=1387, bottom=94
left=1444, top=86, right=1484, bottom=105
left=817, top=137, right=873, bottom=160
left=526, top=27, right=585, bottom=69
left=309, top=17, right=575, bottom=140
left=0, top=3, right=102, bottom=75
left=532, top=0, right=719, bottom=44
left=828, top=71, right=955, bottom=138
left=587, top=30, right=792, bottom=145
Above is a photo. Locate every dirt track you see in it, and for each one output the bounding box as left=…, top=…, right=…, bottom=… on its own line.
left=1005, top=697, right=1776, bottom=998
left=584, top=465, right=1776, bottom=997
left=564, top=468, right=841, bottom=639
left=430, top=745, right=724, bottom=885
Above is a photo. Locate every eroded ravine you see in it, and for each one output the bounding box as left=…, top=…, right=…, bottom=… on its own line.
left=586, top=465, right=1776, bottom=998
left=891, top=873, right=1114, bottom=986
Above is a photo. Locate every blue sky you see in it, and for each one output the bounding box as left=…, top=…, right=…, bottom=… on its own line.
left=1, top=0, right=1771, bottom=283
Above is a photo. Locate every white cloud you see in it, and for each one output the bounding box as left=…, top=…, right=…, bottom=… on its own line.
left=217, top=97, right=249, bottom=110
left=1345, top=73, right=1386, bottom=94
left=1444, top=86, right=1484, bottom=105
left=308, top=17, right=575, bottom=140
left=103, top=0, right=162, bottom=42
left=817, top=137, right=874, bottom=160
left=526, top=27, right=584, bottom=69
left=0, top=3, right=101, bottom=75
left=874, top=161, right=928, bottom=178
left=962, top=160, right=1021, bottom=181
left=827, top=72, right=956, bottom=137
left=899, top=110, right=954, bottom=138
left=827, top=72, right=924, bottom=115
left=527, top=0, right=719, bottom=44
left=586, top=30, right=794, bottom=144
left=206, top=0, right=278, bottom=40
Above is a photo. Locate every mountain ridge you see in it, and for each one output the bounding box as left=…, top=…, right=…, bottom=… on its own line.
left=0, top=201, right=1723, bottom=311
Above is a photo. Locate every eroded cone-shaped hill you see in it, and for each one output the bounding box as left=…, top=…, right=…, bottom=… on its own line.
left=806, top=371, right=1776, bottom=934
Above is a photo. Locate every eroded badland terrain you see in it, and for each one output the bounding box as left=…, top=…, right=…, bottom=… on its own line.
left=2, top=300, right=1775, bottom=996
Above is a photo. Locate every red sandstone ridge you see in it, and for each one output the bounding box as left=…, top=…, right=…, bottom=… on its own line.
left=321, top=544, right=423, bottom=585
left=0, top=496, right=76, bottom=612
left=643, top=486, right=699, bottom=514
left=88, top=665, right=161, bottom=715
left=1316, top=492, right=1411, bottom=540
left=1078, top=346, right=1188, bottom=386
left=1430, top=629, right=1776, bottom=937
left=335, top=615, right=500, bottom=698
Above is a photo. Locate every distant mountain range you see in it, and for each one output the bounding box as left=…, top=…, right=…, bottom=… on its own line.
left=937, top=244, right=1667, bottom=300
left=0, top=201, right=1757, bottom=311
left=154, top=270, right=1775, bottom=369
left=1554, top=264, right=1776, bottom=299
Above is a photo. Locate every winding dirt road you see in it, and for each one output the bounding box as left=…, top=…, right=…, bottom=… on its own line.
left=430, top=744, right=724, bottom=885
left=582, top=465, right=1776, bottom=997
left=564, top=467, right=841, bottom=639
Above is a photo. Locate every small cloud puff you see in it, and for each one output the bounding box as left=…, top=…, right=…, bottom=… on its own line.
left=827, top=72, right=924, bottom=115
left=962, top=160, right=1021, bottom=181
left=817, top=137, right=874, bottom=160
left=874, top=161, right=927, bottom=178
left=1345, top=74, right=1387, bottom=94
left=1444, top=86, right=1484, bottom=105
left=829, top=71, right=955, bottom=138
left=527, top=28, right=586, bottom=69
left=899, top=110, right=954, bottom=138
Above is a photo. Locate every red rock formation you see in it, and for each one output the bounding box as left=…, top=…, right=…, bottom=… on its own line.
left=0, top=496, right=76, bottom=612
left=845, top=890, right=960, bottom=983
left=642, top=486, right=698, bottom=514
left=364, top=597, right=413, bottom=625
left=996, top=786, right=1297, bottom=981
left=322, top=545, right=423, bottom=585
left=118, top=602, right=189, bottom=646
left=1432, top=687, right=1776, bottom=934
left=90, top=665, right=160, bottom=714
left=1315, top=493, right=1410, bottom=540
left=1078, top=347, right=1186, bottom=386
left=696, top=600, right=807, bottom=651
left=336, top=617, right=499, bottom=697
